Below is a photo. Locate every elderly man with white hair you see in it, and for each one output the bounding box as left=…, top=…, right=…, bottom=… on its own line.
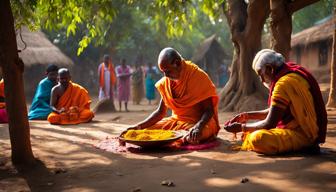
left=224, top=49, right=327, bottom=155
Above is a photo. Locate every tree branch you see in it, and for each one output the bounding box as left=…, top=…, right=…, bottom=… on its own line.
left=288, top=0, right=320, bottom=14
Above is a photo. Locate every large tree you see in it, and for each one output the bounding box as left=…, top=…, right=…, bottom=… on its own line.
left=326, top=4, right=336, bottom=107
left=0, top=0, right=35, bottom=165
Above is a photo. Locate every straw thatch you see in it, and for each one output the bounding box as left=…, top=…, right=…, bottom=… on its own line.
left=17, top=27, right=73, bottom=67
left=191, top=34, right=229, bottom=85
left=291, top=17, right=335, bottom=47
left=14, top=27, right=74, bottom=100
left=192, top=34, right=228, bottom=63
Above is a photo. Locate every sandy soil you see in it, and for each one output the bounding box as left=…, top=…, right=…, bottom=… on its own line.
left=0, top=100, right=336, bottom=192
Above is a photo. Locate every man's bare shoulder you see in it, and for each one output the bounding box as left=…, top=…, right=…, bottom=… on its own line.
left=51, top=84, right=62, bottom=93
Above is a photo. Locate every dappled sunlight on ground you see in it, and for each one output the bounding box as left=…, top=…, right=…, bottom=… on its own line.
left=0, top=103, right=335, bottom=191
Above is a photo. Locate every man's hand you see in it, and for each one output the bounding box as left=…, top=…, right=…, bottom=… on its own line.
left=55, top=107, right=66, bottom=114
left=223, top=123, right=243, bottom=133
left=185, top=126, right=202, bottom=144
left=59, top=107, right=66, bottom=113
left=224, top=113, right=248, bottom=126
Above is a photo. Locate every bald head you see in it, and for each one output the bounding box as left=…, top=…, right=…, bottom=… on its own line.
left=158, top=47, right=182, bottom=68
left=58, top=68, right=71, bottom=87
left=158, top=47, right=183, bottom=80
left=58, top=68, right=70, bottom=76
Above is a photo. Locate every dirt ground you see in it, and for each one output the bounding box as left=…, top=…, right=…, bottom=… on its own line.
left=0, top=100, right=336, bottom=192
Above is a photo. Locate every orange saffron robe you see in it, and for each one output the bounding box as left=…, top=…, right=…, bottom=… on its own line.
left=47, top=82, right=94, bottom=125
left=147, top=60, right=220, bottom=142
left=99, top=62, right=116, bottom=90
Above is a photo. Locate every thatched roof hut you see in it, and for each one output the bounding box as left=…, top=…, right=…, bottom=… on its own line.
left=291, top=16, right=334, bottom=47
left=16, top=27, right=73, bottom=100
left=290, top=16, right=335, bottom=83
left=192, top=35, right=228, bottom=64
left=17, top=27, right=73, bottom=67
left=192, top=35, right=230, bottom=86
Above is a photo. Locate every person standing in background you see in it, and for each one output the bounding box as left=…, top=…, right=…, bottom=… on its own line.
left=116, top=59, right=132, bottom=111
left=98, top=54, right=116, bottom=102
left=132, top=64, right=144, bottom=105
left=217, top=64, right=229, bottom=88
left=145, top=62, right=156, bottom=105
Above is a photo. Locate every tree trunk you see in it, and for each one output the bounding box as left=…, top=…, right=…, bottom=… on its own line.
left=0, top=0, right=35, bottom=165
left=219, top=0, right=269, bottom=112
left=270, top=0, right=292, bottom=60
left=270, top=0, right=320, bottom=59
left=327, top=7, right=336, bottom=107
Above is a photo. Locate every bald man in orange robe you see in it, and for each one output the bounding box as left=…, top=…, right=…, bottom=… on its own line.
left=48, top=68, right=94, bottom=125
left=121, top=47, right=220, bottom=144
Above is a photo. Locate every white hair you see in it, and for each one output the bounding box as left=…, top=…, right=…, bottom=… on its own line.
left=252, top=49, right=285, bottom=73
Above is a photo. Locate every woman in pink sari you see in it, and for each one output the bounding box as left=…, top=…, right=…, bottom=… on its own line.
left=115, top=59, right=132, bottom=112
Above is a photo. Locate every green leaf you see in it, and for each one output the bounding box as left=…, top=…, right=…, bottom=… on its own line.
left=66, top=23, right=76, bottom=36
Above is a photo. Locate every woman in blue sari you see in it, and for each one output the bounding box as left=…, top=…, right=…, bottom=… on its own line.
left=145, top=63, right=156, bottom=105
left=28, top=64, right=59, bottom=120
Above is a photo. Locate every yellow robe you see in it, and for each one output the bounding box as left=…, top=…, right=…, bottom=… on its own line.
left=48, top=82, right=94, bottom=125
left=146, top=60, right=220, bottom=142
left=242, top=73, right=319, bottom=154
